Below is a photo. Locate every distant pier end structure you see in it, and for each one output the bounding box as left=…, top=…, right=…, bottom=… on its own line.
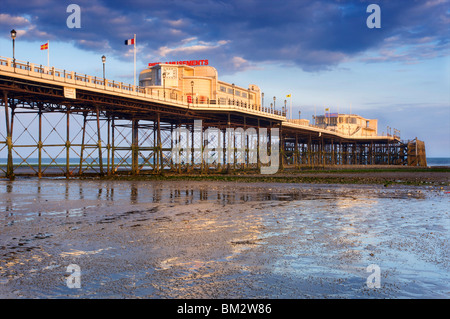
left=0, top=56, right=426, bottom=179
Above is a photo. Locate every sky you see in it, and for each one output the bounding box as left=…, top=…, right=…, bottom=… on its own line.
left=0, top=0, right=449, bottom=157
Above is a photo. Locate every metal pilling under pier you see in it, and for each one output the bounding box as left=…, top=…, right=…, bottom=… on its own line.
left=0, top=58, right=426, bottom=179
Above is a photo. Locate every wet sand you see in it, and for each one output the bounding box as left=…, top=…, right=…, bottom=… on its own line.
left=0, top=176, right=449, bottom=299
left=132, top=169, right=450, bottom=186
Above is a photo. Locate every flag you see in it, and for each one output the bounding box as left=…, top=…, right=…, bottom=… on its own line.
left=325, top=108, right=330, bottom=111
left=124, top=38, right=135, bottom=45
left=40, top=43, right=48, bottom=50
left=286, top=94, right=291, bottom=98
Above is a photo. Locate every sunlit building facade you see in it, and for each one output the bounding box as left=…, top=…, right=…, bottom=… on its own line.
left=139, top=61, right=261, bottom=109
left=314, top=114, right=378, bottom=137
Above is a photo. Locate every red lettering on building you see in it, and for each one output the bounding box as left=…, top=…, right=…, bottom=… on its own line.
left=148, top=59, right=209, bottom=67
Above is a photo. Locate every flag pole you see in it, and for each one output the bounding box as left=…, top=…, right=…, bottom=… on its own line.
left=47, top=40, right=50, bottom=68
left=314, top=105, right=316, bottom=126
left=290, top=95, right=292, bottom=119
left=133, top=34, right=136, bottom=87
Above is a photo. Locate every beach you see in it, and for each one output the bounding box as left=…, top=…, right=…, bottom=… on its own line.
left=0, top=170, right=449, bottom=299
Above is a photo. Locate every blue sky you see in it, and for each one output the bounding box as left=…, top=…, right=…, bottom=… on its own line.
left=1, top=0, right=449, bottom=156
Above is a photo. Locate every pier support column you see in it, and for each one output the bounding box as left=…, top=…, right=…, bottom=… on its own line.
left=3, top=92, right=14, bottom=180
left=279, top=122, right=284, bottom=171
left=320, top=136, right=324, bottom=167
left=190, top=122, right=194, bottom=173
left=38, top=104, right=42, bottom=178
left=222, top=126, right=226, bottom=173
left=294, top=133, right=299, bottom=169
left=257, top=119, right=260, bottom=171
left=107, top=117, right=111, bottom=175
left=177, top=121, right=181, bottom=174
left=201, top=120, right=205, bottom=173
left=96, top=107, right=104, bottom=175
left=157, top=113, right=162, bottom=173
left=111, top=118, right=115, bottom=174
left=387, top=140, right=391, bottom=165
left=170, top=123, right=174, bottom=172
left=66, top=107, right=71, bottom=179
left=227, top=113, right=231, bottom=174
left=79, top=112, right=87, bottom=176
left=307, top=135, right=312, bottom=167
left=244, top=116, right=248, bottom=170
left=132, top=119, right=139, bottom=175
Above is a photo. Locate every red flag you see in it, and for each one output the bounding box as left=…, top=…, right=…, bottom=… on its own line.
left=124, top=38, right=135, bottom=45
left=40, top=43, right=48, bottom=50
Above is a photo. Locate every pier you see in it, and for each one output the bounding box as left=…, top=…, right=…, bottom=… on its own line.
left=0, top=56, right=426, bottom=179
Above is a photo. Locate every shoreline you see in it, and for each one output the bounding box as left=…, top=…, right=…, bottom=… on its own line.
left=98, top=167, right=450, bottom=187
left=2, top=167, right=449, bottom=187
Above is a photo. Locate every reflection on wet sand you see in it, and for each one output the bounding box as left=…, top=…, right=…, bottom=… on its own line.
left=1, top=179, right=428, bottom=215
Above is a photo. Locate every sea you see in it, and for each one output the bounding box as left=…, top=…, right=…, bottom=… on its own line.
left=426, top=157, right=450, bottom=167
left=1, top=157, right=449, bottom=167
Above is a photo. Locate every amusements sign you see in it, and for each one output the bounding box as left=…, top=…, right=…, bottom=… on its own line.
left=148, top=60, right=209, bottom=67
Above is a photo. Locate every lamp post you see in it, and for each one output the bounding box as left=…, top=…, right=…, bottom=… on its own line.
left=10, top=29, right=16, bottom=68
left=191, top=81, right=194, bottom=107
left=101, top=55, right=106, bottom=85
left=262, top=92, right=264, bottom=110
left=163, top=72, right=166, bottom=100
left=232, top=83, right=235, bottom=105
left=273, top=96, right=276, bottom=113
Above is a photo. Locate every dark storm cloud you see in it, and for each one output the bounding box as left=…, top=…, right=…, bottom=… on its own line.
left=2, top=0, right=449, bottom=73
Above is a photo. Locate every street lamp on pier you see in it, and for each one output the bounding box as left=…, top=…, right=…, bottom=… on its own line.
left=101, top=55, right=106, bottom=84
left=232, top=83, right=235, bottom=105
left=163, top=72, right=166, bottom=100
left=10, top=29, right=16, bottom=68
left=273, top=96, right=276, bottom=110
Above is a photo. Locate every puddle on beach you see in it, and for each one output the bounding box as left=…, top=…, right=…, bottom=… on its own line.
left=0, top=178, right=448, bottom=298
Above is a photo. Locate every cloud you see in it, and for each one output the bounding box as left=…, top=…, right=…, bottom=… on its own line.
left=156, top=37, right=229, bottom=58
left=0, top=13, right=30, bottom=27
left=1, top=0, right=449, bottom=74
